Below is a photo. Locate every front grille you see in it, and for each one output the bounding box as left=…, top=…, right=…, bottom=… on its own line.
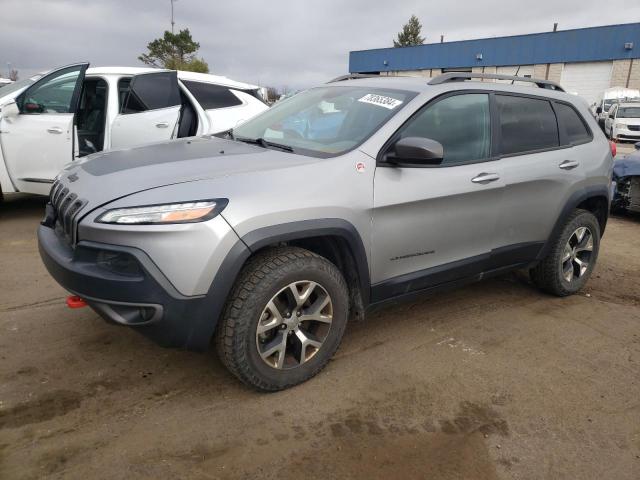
left=49, top=180, right=87, bottom=244
left=627, top=125, right=640, bottom=132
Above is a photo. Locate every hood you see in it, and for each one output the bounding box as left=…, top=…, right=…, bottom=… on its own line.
left=55, top=136, right=319, bottom=212
left=614, top=118, right=640, bottom=126
left=614, top=152, right=640, bottom=179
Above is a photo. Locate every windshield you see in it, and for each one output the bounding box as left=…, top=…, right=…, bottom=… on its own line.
left=617, top=107, right=640, bottom=118
left=232, top=86, right=416, bottom=157
left=0, top=75, right=42, bottom=98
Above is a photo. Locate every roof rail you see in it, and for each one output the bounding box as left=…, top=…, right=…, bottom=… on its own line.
left=327, top=73, right=383, bottom=83
left=428, top=72, right=565, bottom=91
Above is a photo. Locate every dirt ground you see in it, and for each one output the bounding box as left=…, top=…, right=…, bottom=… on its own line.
left=1, top=193, right=639, bottom=480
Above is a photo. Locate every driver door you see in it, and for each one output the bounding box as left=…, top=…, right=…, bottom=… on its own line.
left=371, top=92, right=503, bottom=299
left=110, top=71, right=181, bottom=149
left=0, top=63, right=88, bottom=195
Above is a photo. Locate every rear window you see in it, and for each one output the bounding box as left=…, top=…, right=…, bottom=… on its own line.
left=496, top=95, right=559, bottom=155
left=182, top=81, right=243, bottom=109
left=554, top=103, right=591, bottom=145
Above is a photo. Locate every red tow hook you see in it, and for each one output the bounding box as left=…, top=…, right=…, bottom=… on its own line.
left=66, top=295, right=87, bottom=309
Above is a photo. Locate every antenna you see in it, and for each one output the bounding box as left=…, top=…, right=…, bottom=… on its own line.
left=170, top=0, right=178, bottom=33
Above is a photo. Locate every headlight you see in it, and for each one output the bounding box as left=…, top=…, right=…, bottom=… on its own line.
left=97, top=200, right=227, bottom=225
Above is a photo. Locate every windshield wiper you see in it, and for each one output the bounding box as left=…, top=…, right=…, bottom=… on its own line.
left=235, top=136, right=294, bottom=153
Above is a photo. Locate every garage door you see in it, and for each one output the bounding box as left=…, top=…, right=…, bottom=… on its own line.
left=560, top=62, right=612, bottom=105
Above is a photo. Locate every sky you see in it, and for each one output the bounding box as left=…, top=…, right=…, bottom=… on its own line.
left=1, top=0, right=639, bottom=89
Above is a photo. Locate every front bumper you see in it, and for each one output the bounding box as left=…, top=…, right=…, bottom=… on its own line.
left=38, top=223, right=250, bottom=351
left=613, top=127, right=640, bottom=140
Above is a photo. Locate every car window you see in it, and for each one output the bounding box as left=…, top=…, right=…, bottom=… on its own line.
left=182, top=80, right=243, bottom=109
left=118, top=78, right=134, bottom=113
left=496, top=95, right=559, bottom=155
left=396, top=93, right=491, bottom=165
left=18, top=66, right=84, bottom=114
left=554, top=103, right=591, bottom=145
left=120, top=72, right=180, bottom=114
left=232, top=86, right=415, bottom=157
left=617, top=107, right=640, bottom=118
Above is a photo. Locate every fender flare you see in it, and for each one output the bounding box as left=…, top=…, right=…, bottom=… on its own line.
left=536, top=184, right=610, bottom=261
left=185, top=218, right=370, bottom=350
left=241, top=218, right=371, bottom=306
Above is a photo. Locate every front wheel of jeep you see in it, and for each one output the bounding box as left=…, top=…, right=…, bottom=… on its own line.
left=215, top=247, right=349, bottom=391
left=530, top=209, right=601, bottom=297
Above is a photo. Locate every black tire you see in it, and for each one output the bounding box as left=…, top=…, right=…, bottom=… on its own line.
left=215, top=246, right=349, bottom=391
left=530, top=209, right=600, bottom=297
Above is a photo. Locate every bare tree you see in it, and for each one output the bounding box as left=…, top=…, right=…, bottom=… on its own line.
left=9, top=69, right=18, bottom=81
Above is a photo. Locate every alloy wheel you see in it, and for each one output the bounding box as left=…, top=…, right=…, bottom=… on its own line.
left=561, top=226, right=593, bottom=283
left=255, top=281, right=333, bottom=369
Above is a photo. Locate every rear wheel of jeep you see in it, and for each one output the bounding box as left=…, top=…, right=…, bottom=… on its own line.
left=215, top=247, right=349, bottom=391
left=530, top=209, right=600, bottom=296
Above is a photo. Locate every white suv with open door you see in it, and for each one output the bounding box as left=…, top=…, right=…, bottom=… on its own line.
left=0, top=63, right=268, bottom=196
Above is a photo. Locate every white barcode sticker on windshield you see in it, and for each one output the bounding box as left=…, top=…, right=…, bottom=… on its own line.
left=358, top=94, right=403, bottom=109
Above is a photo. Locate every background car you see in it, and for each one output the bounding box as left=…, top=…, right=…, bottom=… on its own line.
left=0, top=63, right=269, bottom=196
left=592, top=87, right=640, bottom=129
left=604, top=102, right=640, bottom=141
left=611, top=142, right=640, bottom=212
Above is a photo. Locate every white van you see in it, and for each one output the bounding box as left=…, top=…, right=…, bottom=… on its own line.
left=592, top=87, right=640, bottom=128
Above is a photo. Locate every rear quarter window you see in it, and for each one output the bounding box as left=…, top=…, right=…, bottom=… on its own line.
left=496, top=95, right=559, bottom=155
left=554, top=102, right=592, bottom=145
left=182, top=81, right=243, bottom=109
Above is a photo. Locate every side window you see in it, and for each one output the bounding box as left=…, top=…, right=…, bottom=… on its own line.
left=554, top=103, right=591, bottom=145
left=120, top=72, right=180, bottom=114
left=118, top=78, right=138, bottom=113
left=496, top=95, right=559, bottom=155
left=18, top=65, right=84, bottom=114
left=397, top=93, right=491, bottom=165
left=182, top=80, right=243, bottom=109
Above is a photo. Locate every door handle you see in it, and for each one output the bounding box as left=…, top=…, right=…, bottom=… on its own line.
left=471, top=172, right=500, bottom=184
left=47, top=127, right=63, bottom=134
left=155, top=122, right=169, bottom=128
left=559, top=160, right=580, bottom=170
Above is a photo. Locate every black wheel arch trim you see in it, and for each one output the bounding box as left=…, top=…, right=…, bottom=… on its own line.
left=537, top=184, right=610, bottom=261
left=240, top=219, right=371, bottom=307
left=188, top=219, right=371, bottom=351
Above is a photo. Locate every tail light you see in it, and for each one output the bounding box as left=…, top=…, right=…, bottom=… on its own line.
left=609, top=140, right=617, bottom=157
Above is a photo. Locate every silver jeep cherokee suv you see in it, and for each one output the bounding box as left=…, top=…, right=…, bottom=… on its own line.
left=39, top=73, right=614, bottom=391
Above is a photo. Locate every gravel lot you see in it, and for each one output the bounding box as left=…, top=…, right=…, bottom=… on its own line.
left=1, top=185, right=639, bottom=479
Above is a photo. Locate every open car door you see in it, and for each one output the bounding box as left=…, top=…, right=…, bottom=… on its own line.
left=0, top=63, right=88, bottom=195
left=110, top=71, right=181, bottom=149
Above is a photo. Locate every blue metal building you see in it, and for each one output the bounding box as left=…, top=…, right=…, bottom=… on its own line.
left=349, top=23, right=640, bottom=104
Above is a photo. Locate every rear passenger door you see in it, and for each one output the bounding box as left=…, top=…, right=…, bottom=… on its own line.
left=372, top=92, right=504, bottom=298
left=493, top=94, right=587, bottom=260
left=110, top=71, right=181, bottom=148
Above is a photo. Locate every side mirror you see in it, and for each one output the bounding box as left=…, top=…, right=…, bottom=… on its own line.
left=0, top=100, right=19, bottom=118
left=24, top=102, right=41, bottom=113
left=635, top=142, right=640, bottom=151
left=596, top=107, right=603, bottom=115
left=387, top=137, right=444, bottom=166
